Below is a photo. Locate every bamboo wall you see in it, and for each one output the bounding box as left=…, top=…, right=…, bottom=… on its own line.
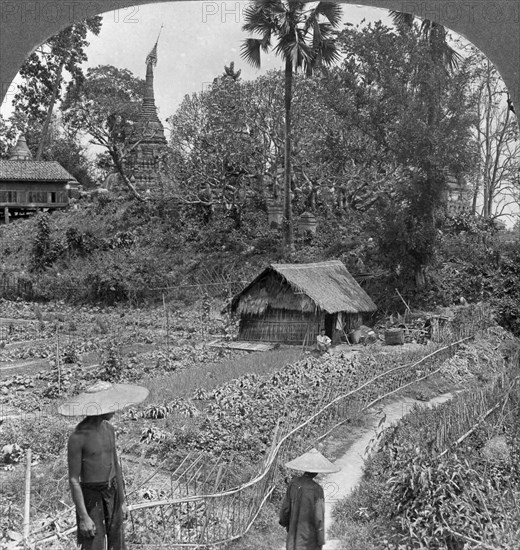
left=239, top=309, right=366, bottom=345
left=238, top=309, right=323, bottom=344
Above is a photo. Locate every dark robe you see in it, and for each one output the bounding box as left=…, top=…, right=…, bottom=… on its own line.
left=279, top=474, right=325, bottom=550
left=77, top=477, right=125, bottom=550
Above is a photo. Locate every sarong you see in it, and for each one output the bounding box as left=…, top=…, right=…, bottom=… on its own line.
left=77, top=478, right=126, bottom=550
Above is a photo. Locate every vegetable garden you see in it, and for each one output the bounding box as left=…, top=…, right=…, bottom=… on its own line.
left=0, top=302, right=515, bottom=549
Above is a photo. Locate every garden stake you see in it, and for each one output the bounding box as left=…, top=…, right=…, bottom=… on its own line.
left=23, top=448, right=32, bottom=542
left=55, top=328, right=61, bottom=394
left=120, top=457, right=135, bottom=533
left=163, top=293, right=170, bottom=361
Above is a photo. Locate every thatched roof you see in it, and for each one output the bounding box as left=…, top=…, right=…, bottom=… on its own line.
left=230, top=261, right=377, bottom=316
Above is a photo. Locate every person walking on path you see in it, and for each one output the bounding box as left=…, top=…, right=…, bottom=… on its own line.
left=58, top=381, right=149, bottom=550
left=279, top=448, right=340, bottom=550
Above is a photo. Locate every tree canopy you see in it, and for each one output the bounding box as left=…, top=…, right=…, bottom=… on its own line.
left=13, top=16, right=102, bottom=159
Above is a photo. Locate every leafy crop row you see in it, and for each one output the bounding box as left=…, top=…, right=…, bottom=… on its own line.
left=130, top=342, right=459, bottom=462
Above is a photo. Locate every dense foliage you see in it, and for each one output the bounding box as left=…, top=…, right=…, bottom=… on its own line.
left=330, top=332, right=520, bottom=549
left=1, top=20, right=520, bottom=337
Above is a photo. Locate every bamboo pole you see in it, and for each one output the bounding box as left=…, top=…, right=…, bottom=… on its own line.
left=23, top=448, right=32, bottom=541
left=163, top=293, right=170, bottom=362
left=55, top=329, right=61, bottom=394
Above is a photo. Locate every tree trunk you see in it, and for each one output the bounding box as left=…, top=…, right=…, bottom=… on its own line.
left=283, top=57, right=294, bottom=253
left=471, top=176, right=480, bottom=215
left=110, top=149, right=145, bottom=202
left=36, top=60, right=65, bottom=160
left=415, top=265, right=426, bottom=289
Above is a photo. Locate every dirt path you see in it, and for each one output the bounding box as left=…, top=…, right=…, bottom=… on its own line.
left=322, top=392, right=455, bottom=549
left=279, top=392, right=456, bottom=550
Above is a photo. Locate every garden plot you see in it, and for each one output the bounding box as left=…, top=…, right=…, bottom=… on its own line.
left=0, top=297, right=241, bottom=425
left=0, top=300, right=508, bottom=548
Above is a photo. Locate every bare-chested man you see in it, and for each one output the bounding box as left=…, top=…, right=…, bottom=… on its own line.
left=67, top=412, right=127, bottom=549
left=59, top=381, right=149, bottom=550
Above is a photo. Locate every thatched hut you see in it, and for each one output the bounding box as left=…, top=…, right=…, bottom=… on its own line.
left=229, top=261, right=377, bottom=345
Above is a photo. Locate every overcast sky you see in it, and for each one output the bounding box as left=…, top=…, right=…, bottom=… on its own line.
left=1, top=2, right=392, bottom=121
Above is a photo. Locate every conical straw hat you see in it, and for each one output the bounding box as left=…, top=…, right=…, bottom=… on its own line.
left=285, top=448, right=340, bottom=474
left=57, top=381, right=149, bottom=417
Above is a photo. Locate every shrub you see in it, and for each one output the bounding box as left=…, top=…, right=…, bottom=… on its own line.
left=29, top=213, right=63, bottom=272
left=1, top=414, right=70, bottom=460
left=99, top=344, right=125, bottom=382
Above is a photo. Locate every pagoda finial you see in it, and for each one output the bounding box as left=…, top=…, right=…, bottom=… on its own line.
left=156, top=24, right=164, bottom=44
left=146, top=25, right=163, bottom=67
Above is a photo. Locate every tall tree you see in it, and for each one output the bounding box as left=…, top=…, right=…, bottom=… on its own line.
left=0, top=114, right=18, bottom=159
left=13, top=16, right=102, bottom=159
left=386, top=13, right=464, bottom=287
left=464, top=46, right=520, bottom=220
left=324, top=22, right=476, bottom=289
left=241, top=0, right=342, bottom=252
left=168, top=75, right=270, bottom=215
left=62, top=65, right=145, bottom=200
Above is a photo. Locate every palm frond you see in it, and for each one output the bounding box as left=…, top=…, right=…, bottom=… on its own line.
left=286, top=0, right=307, bottom=17
left=261, top=32, right=272, bottom=52
left=242, top=6, right=275, bottom=34
left=444, top=47, right=463, bottom=72
left=296, top=42, right=315, bottom=74
left=424, top=21, right=462, bottom=72
left=241, top=38, right=264, bottom=68
left=275, top=31, right=296, bottom=55
left=315, top=38, right=341, bottom=67
left=390, top=10, right=415, bottom=28
left=311, top=19, right=321, bottom=49
left=314, top=2, right=343, bottom=27
left=273, top=34, right=293, bottom=59
left=316, top=21, right=337, bottom=41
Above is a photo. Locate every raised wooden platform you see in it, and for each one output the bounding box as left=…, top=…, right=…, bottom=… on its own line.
left=208, top=339, right=278, bottom=352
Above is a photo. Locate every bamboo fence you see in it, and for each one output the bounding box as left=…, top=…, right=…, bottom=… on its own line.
left=26, top=337, right=475, bottom=549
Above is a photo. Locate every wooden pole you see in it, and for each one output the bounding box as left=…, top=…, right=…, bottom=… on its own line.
left=163, top=293, right=170, bottom=362
left=396, top=288, right=412, bottom=314
left=55, top=329, right=61, bottom=393
left=23, top=448, right=32, bottom=541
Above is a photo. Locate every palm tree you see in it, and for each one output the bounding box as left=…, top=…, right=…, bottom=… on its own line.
left=241, top=0, right=342, bottom=252
left=390, top=11, right=461, bottom=71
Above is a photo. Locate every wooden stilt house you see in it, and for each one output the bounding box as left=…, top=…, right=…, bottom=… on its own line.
left=229, top=261, right=377, bottom=345
left=0, top=135, right=76, bottom=224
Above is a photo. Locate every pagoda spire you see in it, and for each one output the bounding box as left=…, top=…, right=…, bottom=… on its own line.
left=125, top=28, right=168, bottom=192
left=137, top=28, right=166, bottom=141
left=8, top=134, right=33, bottom=161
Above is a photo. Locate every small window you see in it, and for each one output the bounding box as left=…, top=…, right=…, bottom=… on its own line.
left=28, top=191, right=48, bottom=203
left=0, top=191, right=17, bottom=203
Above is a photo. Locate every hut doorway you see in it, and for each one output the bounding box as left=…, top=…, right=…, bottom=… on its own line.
left=324, top=314, right=334, bottom=338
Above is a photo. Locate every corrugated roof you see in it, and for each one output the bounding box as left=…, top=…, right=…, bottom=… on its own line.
left=0, top=160, right=76, bottom=182
left=232, top=260, right=377, bottom=314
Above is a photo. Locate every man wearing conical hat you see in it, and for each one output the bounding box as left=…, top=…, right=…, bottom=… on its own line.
left=279, top=448, right=340, bottom=550
left=59, top=381, right=148, bottom=550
